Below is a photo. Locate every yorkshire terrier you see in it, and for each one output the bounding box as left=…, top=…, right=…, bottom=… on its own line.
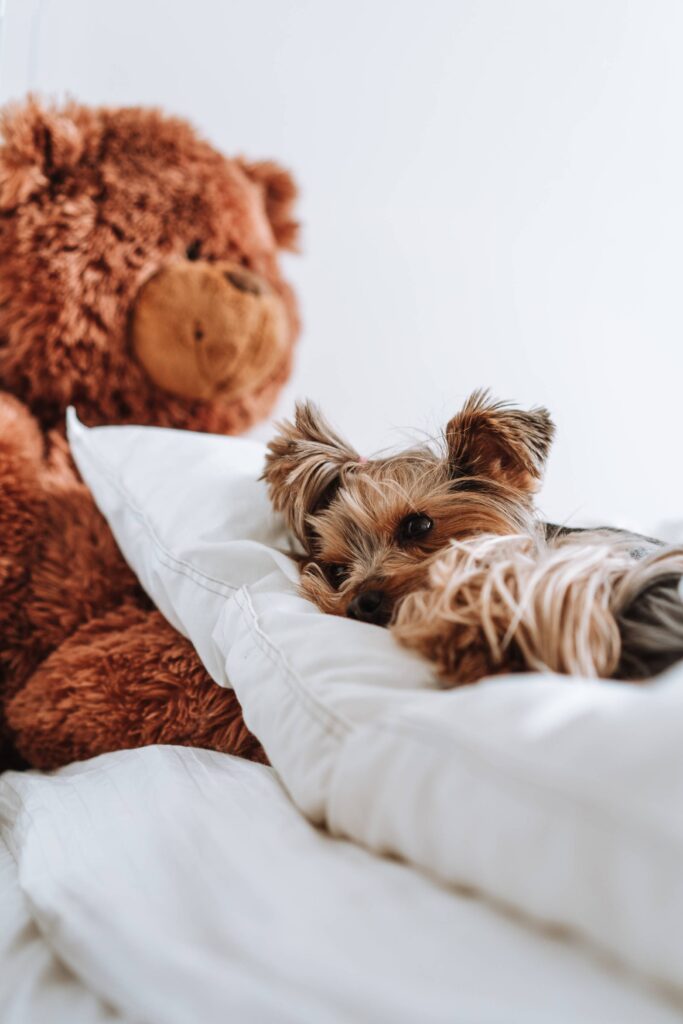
left=263, top=390, right=683, bottom=685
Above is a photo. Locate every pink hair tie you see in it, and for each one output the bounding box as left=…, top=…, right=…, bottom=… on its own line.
left=358, top=455, right=368, bottom=465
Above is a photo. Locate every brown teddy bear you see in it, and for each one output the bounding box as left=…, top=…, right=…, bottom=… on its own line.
left=0, top=98, right=300, bottom=770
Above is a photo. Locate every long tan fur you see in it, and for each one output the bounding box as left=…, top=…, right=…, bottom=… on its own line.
left=394, top=533, right=683, bottom=684
left=264, top=392, right=683, bottom=685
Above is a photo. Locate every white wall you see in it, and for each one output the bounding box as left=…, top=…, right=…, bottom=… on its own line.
left=2, top=0, right=682, bottom=531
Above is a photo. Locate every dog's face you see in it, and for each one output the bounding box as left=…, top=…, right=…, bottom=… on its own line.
left=263, top=390, right=555, bottom=626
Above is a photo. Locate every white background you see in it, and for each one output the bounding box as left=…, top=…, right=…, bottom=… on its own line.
left=2, top=0, right=682, bottom=530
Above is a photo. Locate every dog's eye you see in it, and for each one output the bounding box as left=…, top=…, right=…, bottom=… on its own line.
left=398, top=513, right=434, bottom=544
left=186, top=240, right=202, bottom=261
left=326, top=564, right=349, bottom=589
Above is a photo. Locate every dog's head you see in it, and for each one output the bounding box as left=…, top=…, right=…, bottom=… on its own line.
left=263, top=390, right=555, bottom=625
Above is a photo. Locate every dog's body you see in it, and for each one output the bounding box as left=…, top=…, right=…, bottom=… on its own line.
left=264, top=391, right=683, bottom=684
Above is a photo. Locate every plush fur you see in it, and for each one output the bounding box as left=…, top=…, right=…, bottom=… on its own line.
left=264, top=393, right=683, bottom=684
left=0, top=97, right=299, bottom=432
left=0, top=98, right=300, bottom=769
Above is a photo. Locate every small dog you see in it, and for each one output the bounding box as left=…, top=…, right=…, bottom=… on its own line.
left=264, top=391, right=683, bottom=684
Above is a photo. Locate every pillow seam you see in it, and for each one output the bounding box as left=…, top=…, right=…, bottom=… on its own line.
left=230, top=588, right=350, bottom=739
left=75, top=435, right=240, bottom=594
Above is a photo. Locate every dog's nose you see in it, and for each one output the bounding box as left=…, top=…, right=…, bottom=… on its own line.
left=347, top=590, right=389, bottom=626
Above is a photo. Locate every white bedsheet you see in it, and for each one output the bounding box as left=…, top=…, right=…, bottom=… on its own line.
left=0, top=823, right=124, bottom=1023
left=1, top=745, right=680, bottom=1024
left=66, top=412, right=683, bottom=1000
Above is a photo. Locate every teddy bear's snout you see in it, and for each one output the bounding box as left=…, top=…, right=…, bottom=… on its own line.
left=130, top=260, right=289, bottom=402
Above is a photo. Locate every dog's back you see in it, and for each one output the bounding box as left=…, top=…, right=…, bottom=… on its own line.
left=546, top=523, right=683, bottom=680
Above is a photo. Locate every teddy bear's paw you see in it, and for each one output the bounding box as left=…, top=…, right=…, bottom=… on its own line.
left=7, top=607, right=265, bottom=770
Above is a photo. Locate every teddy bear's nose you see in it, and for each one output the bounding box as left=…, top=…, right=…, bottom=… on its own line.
left=130, top=259, right=289, bottom=402
left=224, top=268, right=263, bottom=296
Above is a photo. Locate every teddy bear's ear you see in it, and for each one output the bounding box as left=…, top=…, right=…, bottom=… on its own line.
left=239, top=158, right=300, bottom=252
left=0, top=97, right=85, bottom=209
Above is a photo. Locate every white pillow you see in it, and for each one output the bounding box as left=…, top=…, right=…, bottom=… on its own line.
left=68, top=410, right=683, bottom=997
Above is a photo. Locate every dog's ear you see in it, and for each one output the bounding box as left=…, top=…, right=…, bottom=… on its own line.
left=263, top=401, right=359, bottom=545
left=445, top=389, right=555, bottom=493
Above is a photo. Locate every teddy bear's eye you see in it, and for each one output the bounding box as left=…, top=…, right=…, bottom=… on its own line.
left=186, top=240, right=202, bottom=261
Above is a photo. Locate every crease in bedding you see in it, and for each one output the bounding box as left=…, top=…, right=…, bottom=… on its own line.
left=65, top=411, right=683, bottom=1002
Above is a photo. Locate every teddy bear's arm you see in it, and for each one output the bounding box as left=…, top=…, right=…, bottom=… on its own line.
left=6, top=606, right=265, bottom=770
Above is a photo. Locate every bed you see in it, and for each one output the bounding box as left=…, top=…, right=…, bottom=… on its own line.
left=3, top=744, right=681, bottom=1024
left=1, top=413, right=682, bottom=1023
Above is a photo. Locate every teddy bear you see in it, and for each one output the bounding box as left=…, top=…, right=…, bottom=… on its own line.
left=0, top=97, right=300, bottom=770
